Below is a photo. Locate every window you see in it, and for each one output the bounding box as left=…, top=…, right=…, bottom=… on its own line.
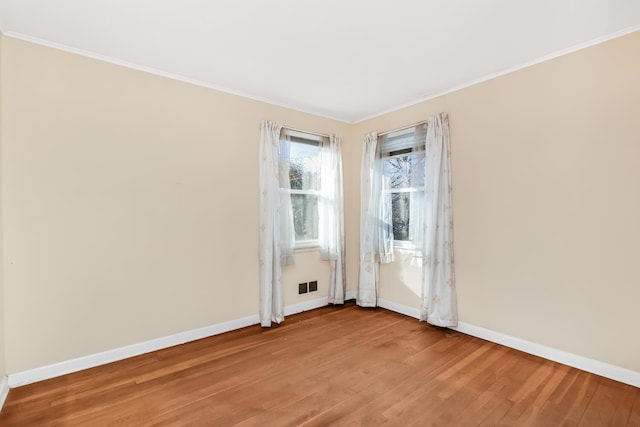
left=280, top=130, right=322, bottom=248
left=380, top=124, right=426, bottom=248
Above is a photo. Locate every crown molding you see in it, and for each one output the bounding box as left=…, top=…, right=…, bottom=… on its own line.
left=2, top=31, right=352, bottom=124
left=354, top=25, right=640, bottom=123
left=5, top=26, right=638, bottom=125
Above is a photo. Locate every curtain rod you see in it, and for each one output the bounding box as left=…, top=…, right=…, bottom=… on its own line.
left=377, top=120, right=427, bottom=137
left=282, top=125, right=330, bottom=138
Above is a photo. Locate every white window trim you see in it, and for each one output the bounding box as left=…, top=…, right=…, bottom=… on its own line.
left=384, top=169, right=424, bottom=250
left=295, top=239, right=320, bottom=251
left=283, top=133, right=322, bottom=247
left=284, top=129, right=323, bottom=143
left=380, top=124, right=427, bottom=253
left=288, top=188, right=320, bottom=247
left=385, top=187, right=424, bottom=248
left=392, top=238, right=416, bottom=253
left=289, top=189, right=320, bottom=196
left=387, top=187, right=421, bottom=194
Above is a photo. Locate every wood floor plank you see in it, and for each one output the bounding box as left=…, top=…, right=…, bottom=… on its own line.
left=627, top=389, right=640, bottom=427
left=0, top=302, right=637, bottom=426
left=579, top=378, right=636, bottom=427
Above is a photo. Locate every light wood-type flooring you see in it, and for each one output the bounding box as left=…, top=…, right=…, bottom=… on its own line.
left=1, top=302, right=639, bottom=426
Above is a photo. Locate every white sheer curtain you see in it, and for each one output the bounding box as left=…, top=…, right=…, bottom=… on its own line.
left=319, top=135, right=345, bottom=304
left=358, top=133, right=379, bottom=307
left=409, top=125, right=427, bottom=258
left=259, top=120, right=295, bottom=327
left=278, top=138, right=296, bottom=265
left=419, top=113, right=458, bottom=327
left=376, top=134, right=395, bottom=264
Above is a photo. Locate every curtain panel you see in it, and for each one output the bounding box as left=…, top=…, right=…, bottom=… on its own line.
left=357, top=133, right=380, bottom=307
left=259, top=120, right=294, bottom=327
left=260, top=121, right=345, bottom=325
left=357, top=114, right=458, bottom=326
left=376, top=134, right=395, bottom=264
left=277, top=137, right=296, bottom=265
left=319, top=135, right=346, bottom=304
left=420, top=113, right=458, bottom=327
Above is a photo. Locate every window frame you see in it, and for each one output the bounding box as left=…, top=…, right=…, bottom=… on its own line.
left=280, top=129, right=322, bottom=250
left=290, top=186, right=321, bottom=249
left=379, top=127, right=426, bottom=250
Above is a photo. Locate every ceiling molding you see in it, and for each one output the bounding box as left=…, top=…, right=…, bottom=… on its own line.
left=3, top=25, right=639, bottom=125
left=354, top=25, right=640, bottom=124
left=2, top=31, right=352, bottom=124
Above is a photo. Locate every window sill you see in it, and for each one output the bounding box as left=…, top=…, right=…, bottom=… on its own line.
left=393, top=241, right=422, bottom=256
left=295, top=246, right=320, bottom=253
left=295, top=240, right=320, bottom=253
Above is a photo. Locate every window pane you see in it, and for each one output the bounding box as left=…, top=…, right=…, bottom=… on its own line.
left=290, top=193, right=318, bottom=241
left=383, top=151, right=425, bottom=189
left=391, top=192, right=410, bottom=241
left=289, top=142, right=320, bottom=190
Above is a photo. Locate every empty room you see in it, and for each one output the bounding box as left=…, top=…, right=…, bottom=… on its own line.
left=0, top=0, right=639, bottom=425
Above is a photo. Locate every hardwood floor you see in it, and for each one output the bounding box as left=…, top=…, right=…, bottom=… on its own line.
left=1, top=302, right=639, bottom=426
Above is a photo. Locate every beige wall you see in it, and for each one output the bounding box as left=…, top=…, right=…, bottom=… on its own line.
left=1, top=37, right=348, bottom=373
left=342, top=125, right=361, bottom=297
left=2, top=30, right=639, bottom=378
left=0, top=33, right=6, bottom=381
left=348, top=31, right=640, bottom=373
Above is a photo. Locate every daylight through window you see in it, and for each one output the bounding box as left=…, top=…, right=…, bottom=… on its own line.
left=380, top=124, right=426, bottom=247
left=280, top=130, right=322, bottom=246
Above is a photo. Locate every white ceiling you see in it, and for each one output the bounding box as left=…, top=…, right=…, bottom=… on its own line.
left=0, top=0, right=639, bottom=123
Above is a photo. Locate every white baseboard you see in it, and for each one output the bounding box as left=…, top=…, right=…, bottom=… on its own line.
left=8, top=312, right=261, bottom=388
left=451, top=321, right=640, bottom=389
left=376, top=299, right=640, bottom=389
left=284, top=296, right=329, bottom=316
left=378, top=298, right=421, bottom=319
left=0, top=376, right=9, bottom=411
left=7, top=297, right=334, bottom=389
left=9, top=296, right=638, bottom=391
left=345, top=290, right=357, bottom=300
